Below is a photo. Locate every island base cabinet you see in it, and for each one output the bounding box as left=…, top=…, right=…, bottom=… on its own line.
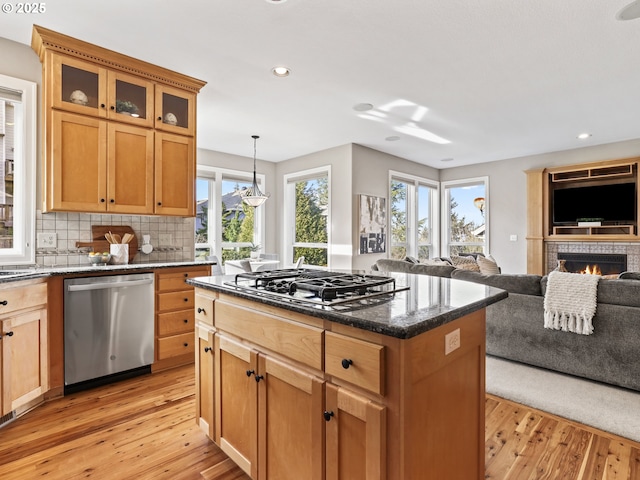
left=196, top=324, right=215, bottom=440
left=215, top=334, right=258, bottom=478
left=215, top=333, right=325, bottom=480
left=325, top=384, right=386, bottom=480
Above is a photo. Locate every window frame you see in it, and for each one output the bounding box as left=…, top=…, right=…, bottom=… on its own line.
left=195, top=165, right=266, bottom=261
left=0, top=74, right=36, bottom=265
left=389, top=170, right=439, bottom=261
left=440, top=176, right=489, bottom=257
left=283, top=165, right=331, bottom=269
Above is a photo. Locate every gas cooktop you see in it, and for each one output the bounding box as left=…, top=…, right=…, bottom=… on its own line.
left=224, top=268, right=408, bottom=308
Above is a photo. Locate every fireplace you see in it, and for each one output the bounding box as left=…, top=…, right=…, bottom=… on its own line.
left=557, top=252, right=627, bottom=275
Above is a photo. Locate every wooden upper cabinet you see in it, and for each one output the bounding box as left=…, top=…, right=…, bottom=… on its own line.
left=155, top=132, right=195, bottom=216
left=32, top=25, right=206, bottom=216
left=49, top=111, right=154, bottom=213
left=155, top=85, right=196, bottom=136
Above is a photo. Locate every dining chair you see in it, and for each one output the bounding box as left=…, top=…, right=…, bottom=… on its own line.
left=294, top=256, right=305, bottom=268
left=224, top=259, right=252, bottom=274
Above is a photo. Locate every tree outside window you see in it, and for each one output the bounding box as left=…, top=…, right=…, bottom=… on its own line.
left=293, top=177, right=328, bottom=267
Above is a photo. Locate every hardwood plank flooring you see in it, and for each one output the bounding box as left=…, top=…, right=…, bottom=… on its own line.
left=1, top=365, right=639, bottom=479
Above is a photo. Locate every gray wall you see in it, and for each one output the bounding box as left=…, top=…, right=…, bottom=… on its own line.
left=351, top=144, right=439, bottom=272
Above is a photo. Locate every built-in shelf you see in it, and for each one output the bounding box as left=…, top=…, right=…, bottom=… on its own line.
left=551, top=163, right=634, bottom=182
left=552, top=225, right=635, bottom=236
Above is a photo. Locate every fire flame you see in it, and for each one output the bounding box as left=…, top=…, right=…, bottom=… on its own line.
left=580, top=264, right=602, bottom=275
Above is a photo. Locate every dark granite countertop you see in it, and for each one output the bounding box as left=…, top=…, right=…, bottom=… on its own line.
left=0, top=261, right=215, bottom=284
left=187, top=272, right=508, bottom=339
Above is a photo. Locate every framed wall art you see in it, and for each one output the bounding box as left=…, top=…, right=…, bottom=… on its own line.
left=358, top=194, right=386, bottom=254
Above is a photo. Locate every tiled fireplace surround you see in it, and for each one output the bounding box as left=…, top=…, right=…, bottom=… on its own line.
left=546, top=241, right=640, bottom=274
left=34, top=211, right=196, bottom=267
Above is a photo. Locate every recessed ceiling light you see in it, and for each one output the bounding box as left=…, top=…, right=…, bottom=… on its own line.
left=577, top=133, right=592, bottom=140
left=617, top=0, right=640, bottom=20
left=271, top=66, right=290, bottom=77
left=385, top=135, right=401, bottom=142
left=440, top=157, right=454, bottom=162
left=265, top=0, right=287, bottom=3
left=353, top=103, right=373, bottom=112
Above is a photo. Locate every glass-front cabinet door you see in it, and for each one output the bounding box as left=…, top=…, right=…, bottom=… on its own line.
left=108, top=71, right=154, bottom=127
left=50, top=54, right=107, bottom=117
left=155, top=84, right=195, bottom=136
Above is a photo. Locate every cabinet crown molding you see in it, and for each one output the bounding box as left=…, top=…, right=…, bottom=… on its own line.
left=31, top=24, right=207, bottom=94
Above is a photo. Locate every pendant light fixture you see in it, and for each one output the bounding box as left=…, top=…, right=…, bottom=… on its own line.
left=242, top=135, right=270, bottom=207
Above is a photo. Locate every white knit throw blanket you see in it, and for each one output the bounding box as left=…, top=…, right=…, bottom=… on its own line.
left=544, top=271, right=600, bottom=335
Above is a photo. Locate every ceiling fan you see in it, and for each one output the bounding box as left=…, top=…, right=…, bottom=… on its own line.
left=617, top=0, right=640, bottom=20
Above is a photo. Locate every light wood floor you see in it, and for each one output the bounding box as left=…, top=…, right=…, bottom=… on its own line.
left=1, top=365, right=639, bottom=480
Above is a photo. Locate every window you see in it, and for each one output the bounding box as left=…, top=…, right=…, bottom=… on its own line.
left=0, top=75, right=36, bottom=265
left=390, top=172, right=438, bottom=261
left=195, top=167, right=265, bottom=264
left=441, top=177, right=488, bottom=256
left=283, top=167, right=330, bottom=268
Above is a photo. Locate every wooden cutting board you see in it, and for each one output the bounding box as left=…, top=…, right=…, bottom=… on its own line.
left=76, top=225, right=138, bottom=263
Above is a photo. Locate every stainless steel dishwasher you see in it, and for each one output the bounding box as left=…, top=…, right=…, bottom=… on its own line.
left=64, top=272, right=155, bottom=393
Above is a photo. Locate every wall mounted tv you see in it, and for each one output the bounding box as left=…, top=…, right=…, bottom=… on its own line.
left=552, top=182, right=637, bottom=225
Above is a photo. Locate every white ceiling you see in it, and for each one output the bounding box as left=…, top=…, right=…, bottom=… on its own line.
left=2, top=0, right=640, bottom=168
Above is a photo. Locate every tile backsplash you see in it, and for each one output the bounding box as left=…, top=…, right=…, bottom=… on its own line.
left=35, top=211, right=195, bottom=267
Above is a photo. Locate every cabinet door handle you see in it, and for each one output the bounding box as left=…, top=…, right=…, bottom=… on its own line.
left=254, top=374, right=264, bottom=383
left=157, top=202, right=162, bottom=206
left=341, top=358, right=353, bottom=369
left=157, top=116, right=162, bottom=121
left=246, top=369, right=255, bottom=377
left=183, top=342, right=189, bottom=347
left=183, top=319, right=188, bottom=323
left=184, top=298, right=189, bottom=302
left=4, top=331, right=13, bottom=337
left=110, top=105, right=115, bottom=110
left=110, top=199, right=115, bottom=203
left=0, top=300, right=7, bottom=306
left=323, top=411, right=334, bottom=422
left=184, top=273, right=189, bottom=277
left=100, top=198, right=106, bottom=203
left=204, top=346, right=212, bottom=353
left=197, top=307, right=205, bottom=314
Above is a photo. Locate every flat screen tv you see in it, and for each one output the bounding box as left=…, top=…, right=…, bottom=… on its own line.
left=553, top=182, right=636, bottom=224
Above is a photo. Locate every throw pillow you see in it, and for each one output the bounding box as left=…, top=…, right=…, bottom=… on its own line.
left=405, top=256, right=419, bottom=264
left=424, top=258, right=451, bottom=266
left=477, top=255, right=501, bottom=275
left=450, top=254, right=481, bottom=272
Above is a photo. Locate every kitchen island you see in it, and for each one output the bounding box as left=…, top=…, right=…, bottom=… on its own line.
left=188, top=271, right=507, bottom=480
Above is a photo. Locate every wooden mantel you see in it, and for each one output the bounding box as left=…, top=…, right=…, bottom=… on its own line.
left=526, top=156, right=640, bottom=275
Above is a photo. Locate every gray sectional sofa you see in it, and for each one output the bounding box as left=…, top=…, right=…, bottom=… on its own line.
left=373, top=258, right=640, bottom=392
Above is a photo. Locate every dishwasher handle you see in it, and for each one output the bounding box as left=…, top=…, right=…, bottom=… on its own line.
left=67, top=278, right=154, bottom=292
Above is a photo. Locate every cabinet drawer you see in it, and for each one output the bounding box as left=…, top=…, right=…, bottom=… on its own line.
left=157, top=290, right=194, bottom=312
left=325, top=331, right=385, bottom=395
left=157, top=332, right=195, bottom=360
left=195, top=292, right=215, bottom=326
left=215, top=299, right=323, bottom=370
left=157, top=269, right=209, bottom=292
left=158, top=309, right=194, bottom=336
left=0, top=282, right=47, bottom=316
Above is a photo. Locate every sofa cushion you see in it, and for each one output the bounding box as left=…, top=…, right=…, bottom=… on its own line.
left=618, top=271, right=640, bottom=280
left=450, top=255, right=480, bottom=272
left=374, top=259, right=455, bottom=278
left=476, top=255, right=500, bottom=274
left=451, top=269, right=543, bottom=296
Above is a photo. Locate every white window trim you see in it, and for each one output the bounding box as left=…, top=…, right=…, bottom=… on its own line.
left=389, top=170, right=440, bottom=259
left=283, top=165, right=331, bottom=268
left=196, top=165, right=266, bottom=260
left=440, top=176, right=489, bottom=256
left=0, top=75, right=36, bottom=265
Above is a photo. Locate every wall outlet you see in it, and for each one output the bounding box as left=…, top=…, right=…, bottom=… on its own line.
left=445, top=328, right=461, bottom=355
left=510, top=234, right=518, bottom=242
left=159, top=233, right=172, bottom=246
left=37, top=232, right=57, bottom=249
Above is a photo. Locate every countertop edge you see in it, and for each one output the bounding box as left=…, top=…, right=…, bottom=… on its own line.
left=187, top=275, right=509, bottom=339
